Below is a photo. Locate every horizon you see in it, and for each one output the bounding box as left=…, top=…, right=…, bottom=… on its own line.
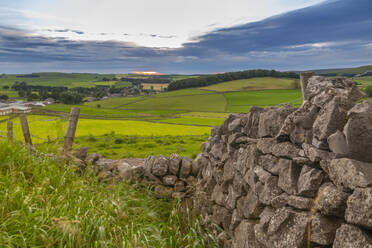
left=1, top=0, right=372, bottom=73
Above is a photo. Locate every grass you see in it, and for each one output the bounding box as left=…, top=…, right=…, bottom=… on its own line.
left=200, top=77, right=297, bottom=92
left=84, top=97, right=145, bottom=109
left=156, top=89, right=215, bottom=97
left=0, top=90, right=19, bottom=98
left=0, top=140, right=216, bottom=247
left=181, top=112, right=229, bottom=118
left=0, top=115, right=211, bottom=145
left=159, top=117, right=224, bottom=126
left=121, top=94, right=226, bottom=112
left=225, top=89, right=302, bottom=112
left=354, top=76, right=372, bottom=88
left=71, top=134, right=209, bottom=159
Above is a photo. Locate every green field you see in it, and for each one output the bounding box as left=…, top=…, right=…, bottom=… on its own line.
left=354, top=76, right=372, bottom=88
left=201, top=77, right=297, bottom=92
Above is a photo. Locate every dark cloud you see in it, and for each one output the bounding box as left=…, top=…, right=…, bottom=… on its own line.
left=44, top=28, right=85, bottom=35
left=0, top=0, right=372, bottom=73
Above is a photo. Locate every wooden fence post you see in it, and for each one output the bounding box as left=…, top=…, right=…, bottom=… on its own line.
left=63, top=107, right=80, bottom=153
left=20, top=114, right=32, bottom=145
left=7, top=121, right=13, bottom=141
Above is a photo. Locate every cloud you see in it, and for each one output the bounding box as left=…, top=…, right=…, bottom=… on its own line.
left=44, top=29, right=85, bottom=35
left=0, top=0, right=371, bottom=73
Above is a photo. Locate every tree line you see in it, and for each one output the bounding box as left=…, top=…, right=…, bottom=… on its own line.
left=167, top=69, right=299, bottom=91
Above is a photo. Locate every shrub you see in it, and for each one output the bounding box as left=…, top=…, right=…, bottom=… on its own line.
left=114, top=138, right=124, bottom=144
left=365, top=85, right=372, bottom=97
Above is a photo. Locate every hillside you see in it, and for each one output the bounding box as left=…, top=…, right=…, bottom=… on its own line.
left=312, top=64, right=372, bottom=76
left=0, top=140, right=214, bottom=247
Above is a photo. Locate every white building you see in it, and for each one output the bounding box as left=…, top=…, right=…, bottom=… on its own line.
left=0, top=103, right=32, bottom=116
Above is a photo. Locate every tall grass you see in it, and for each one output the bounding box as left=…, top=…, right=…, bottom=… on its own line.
left=0, top=141, right=216, bottom=247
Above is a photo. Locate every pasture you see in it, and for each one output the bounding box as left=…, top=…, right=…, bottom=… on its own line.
left=200, top=77, right=297, bottom=92
left=142, top=83, right=169, bottom=91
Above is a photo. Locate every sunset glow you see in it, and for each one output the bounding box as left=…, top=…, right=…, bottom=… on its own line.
left=134, top=71, right=160, bottom=75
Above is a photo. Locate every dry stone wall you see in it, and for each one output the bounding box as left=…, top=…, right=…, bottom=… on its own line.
left=192, top=75, right=372, bottom=248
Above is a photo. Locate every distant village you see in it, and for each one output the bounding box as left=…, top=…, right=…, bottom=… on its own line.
left=0, top=98, right=54, bottom=116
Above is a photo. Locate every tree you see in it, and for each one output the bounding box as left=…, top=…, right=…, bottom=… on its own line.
left=0, top=94, right=9, bottom=100
left=59, top=92, right=83, bottom=104
left=97, top=104, right=101, bottom=108
left=365, top=85, right=372, bottom=97
left=2, top=85, right=9, bottom=89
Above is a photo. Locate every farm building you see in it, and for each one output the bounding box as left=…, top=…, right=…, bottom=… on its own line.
left=0, top=103, right=31, bottom=116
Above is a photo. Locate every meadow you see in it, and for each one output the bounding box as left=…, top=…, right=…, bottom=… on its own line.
left=0, top=141, right=215, bottom=247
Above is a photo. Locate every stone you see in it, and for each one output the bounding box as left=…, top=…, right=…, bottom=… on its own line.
left=152, top=155, right=169, bottom=177
left=230, top=209, right=243, bottom=231
left=172, top=192, right=186, bottom=199
left=271, top=142, right=301, bottom=159
left=169, top=153, right=182, bottom=176
left=259, top=175, right=283, bottom=205
left=254, top=166, right=272, bottom=183
left=212, top=205, right=232, bottom=230
left=233, top=220, right=264, bottom=248
left=258, top=106, right=296, bottom=138
left=232, top=171, right=248, bottom=196
left=223, top=159, right=235, bottom=183
left=186, top=175, right=197, bottom=186
left=228, top=118, right=242, bottom=132
left=326, top=158, right=372, bottom=191
left=154, top=185, right=173, bottom=198
left=345, top=187, right=372, bottom=230
left=211, top=185, right=227, bottom=206
left=210, top=142, right=226, bottom=160
left=192, top=153, right=208, bottom=176
left=72, top=146, right=89, bottom=160
left=316, top=182, right=350, bottom=218
left=95, top=158, right=115, bottom=171
left=257, top=138, right=277, bottom=154
left=244, top=105, right=265, bottom=138
left=238, top=190, right=265, bottom=218
left=180, top=156, right=192, bottom=178
left=174, top=180, right=186, bottom=192
left=86, top=153, right=103, bottom=165
left=143, top=155, right=160, bottom=183
left=312, top=96, right=353, bottom=142
left=118, top=164, right=144, bottom=183
left=217, top=231, right=231, bottom=248
left=162, top=175, right=178, bottom=186
left=302, top=143, right=335, bottom=162
left=297, top=165, right=325, bottom=197
left=278, top=159, right=301, bottom=195
left=261, top=207, right=309, bottom=248
left=333, top=224, right=372, bottom=248
left=310, top=213, right=343, bottom=245
left=226, top=185, right=240, bottom=210
left=344, top=100, right=372, bottom=163
left=259, top=154, right=280, bottom=175
left=327, top=130, right=348, bottom=155
left=288, top=195, right=313, bottom=210
left=271, top=192, right=289, bottom=208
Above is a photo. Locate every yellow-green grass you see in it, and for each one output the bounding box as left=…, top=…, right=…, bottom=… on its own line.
left=181, top=112, right=229, bottom=118
left=84, top=96, right=145, bottom=109
left=0, top=115, right=211, bottom=144
left=156, top=89, right=215, bottom=97
left=200, top=77, right=297, bottom=92
left=0, top=141, right=215, bottom=247
left=121, top=94, right=227, bottom=112
left=226, top=89, right=302, bottom=113
left=142, top=83, right=169, bottom=91
left=159, top=116, right=224, bottom=126
left=354, top=76, right=372, bottom=88
left=0, top=89, right=19, bottom=98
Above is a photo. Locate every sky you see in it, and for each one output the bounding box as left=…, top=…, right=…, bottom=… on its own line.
left=0, top=0, right=371, bottom=73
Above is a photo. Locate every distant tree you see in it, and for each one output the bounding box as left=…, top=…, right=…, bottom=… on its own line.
left=27, top=93, right=39, bottom=101
left=366, top=85, right=372, bottom=97
left=59, top=92, right=83, bottom=104
left=97, top=104, right=101, bottom=108
left=0, top=94, right=9, bottom=100
left=18, top=90, right=26, bottom=97
left=2, top=85, right=9, bottom=89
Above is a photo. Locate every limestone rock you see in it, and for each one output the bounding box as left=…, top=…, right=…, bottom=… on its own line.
left=258, top=106, right=296, bottom=138
left=72, top=146, right=89, bottom=161
left=152, top=155, right=169, bottom=177
left=310, top=213, right=343, bottom=246
left=333, top=224, right=372, bottom=248
left=271, top=142, right=301, bottom=159
left=228, top=118, right=242, bottom=132
left=169, top=153, right=182, bottom=176
left=86, top=153, right=103, bottom=165
left=326, top=158, right=372, bottom=191
left=345, top=187, right=372, bottom=230
left=344, top=100, right=372, bottom=163
left=327, top=130, right=348, bottom=155
left=302, top=143, right=335, bottom=162
left=210, top=142, right=226, bottom=160
left=244, top=105, right=265, bottom=138
left=288, top=195, right=313, bottom=210
left=230, top=209, right=243, bottom=231
left=259, top=154, right=280, bottom=175
left=259, top=175, right=283, bottom=205
left=257, top=138, right=277, bottom=154
left=212, top=205, right=232, bottom=230
left=297, top=165, right=325, bottom=197
left=180, top=156, right=192, bottom=178
left=233, top=220, right=264, bottom=248
left=162, top=175, right=178, bottom=186
left=211, top=185, right=227, bottom=206
left=278, top=160, right=301, bottom=195
left=316, top=183, right=349, bottom=218
left=237, top=190, right=264, bottom=218
left=271, top=192, right=289, bottom=208
left=192, top=152, right=207, bottom=176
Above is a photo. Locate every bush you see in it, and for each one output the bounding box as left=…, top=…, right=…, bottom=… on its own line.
left=0, top=94, right=9, bottom=100
left=365, top=85, right=372, bottom=97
